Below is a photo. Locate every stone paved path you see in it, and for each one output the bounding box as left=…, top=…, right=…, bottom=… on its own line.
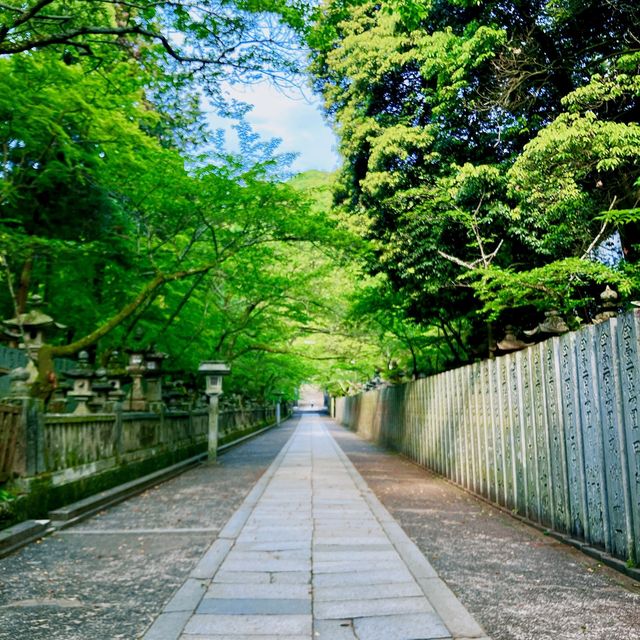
left=143, top=413, right=488, bottom=640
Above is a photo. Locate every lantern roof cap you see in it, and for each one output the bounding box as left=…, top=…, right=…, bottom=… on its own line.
left=198, top=361, right=230, bottom=376
left=3, top=295, right=66, bottom=331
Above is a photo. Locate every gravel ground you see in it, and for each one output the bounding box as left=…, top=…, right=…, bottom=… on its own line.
left=0, top=418, right=298, bottom=640
left=2, top=414, right=638, bottom=640
left=328, top=421, right=640, bottom=640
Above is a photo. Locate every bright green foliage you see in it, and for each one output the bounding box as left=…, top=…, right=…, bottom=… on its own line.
left=468, top=259, right=636, bottom=322
left=0, top=36, right=348, bottom=401
left=0, top=0, right=310, bottom=98
left=308, top=0, right=640, bottom=363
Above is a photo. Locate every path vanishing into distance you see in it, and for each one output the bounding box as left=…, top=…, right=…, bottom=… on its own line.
left=1, top=413, right=639, bottom=639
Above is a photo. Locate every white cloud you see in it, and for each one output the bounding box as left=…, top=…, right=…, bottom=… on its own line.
left=206, top=81, right=341, bottom=173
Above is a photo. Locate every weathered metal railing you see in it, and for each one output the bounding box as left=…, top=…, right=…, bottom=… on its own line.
left=0, top=403, right=20, bottom=482
left=335, top=310, right=640, bottom=567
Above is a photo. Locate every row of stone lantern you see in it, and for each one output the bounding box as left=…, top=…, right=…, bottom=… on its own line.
left=0, top=297, right=233, bottom=416
left=8, top=345, right=231, bottom=417
left=492, top=286, right=621, bottom=355
left=46, top=349, right=165, bottom=415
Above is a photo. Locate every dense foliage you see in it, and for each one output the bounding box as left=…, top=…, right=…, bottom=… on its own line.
left=0, top=0, right=433, bottom=400
left=0, top=0, right=342, bottom=401
left=4, top=0, right=640, bottom=401
left=308, top=0, right=640, bottom=364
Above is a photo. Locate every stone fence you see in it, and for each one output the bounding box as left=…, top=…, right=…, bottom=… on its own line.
left=334, top=310, right=640, bottom=567
left=40, top=409, right=208, bottom=486
left=219, top=405, right=276, bottom=445
left=0, top=397, right=281, bottom=529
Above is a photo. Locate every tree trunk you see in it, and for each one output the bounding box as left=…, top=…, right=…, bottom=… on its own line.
left=17, top=253, right=34, bottom=313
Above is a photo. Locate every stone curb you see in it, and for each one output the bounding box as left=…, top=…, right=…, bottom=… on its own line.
left=140, top=416, right=301, bottom=640
left=0, top=519, right=50, bottom=559
left=0, top=455, right=206, bottom=556
left=49, top=453, right=208, bottom=526
left=325, top=423, right=491, bottom=640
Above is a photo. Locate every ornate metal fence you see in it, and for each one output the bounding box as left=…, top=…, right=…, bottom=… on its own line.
left=335, top=310, right=640, bottom=566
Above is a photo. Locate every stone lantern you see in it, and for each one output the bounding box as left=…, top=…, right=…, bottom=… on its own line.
left=89, top=367, right=112, bottom=413
left=125, top=335, right=147, bottom=412
left=2, top=295, right=66, bottom=390
left=495, top=326, right=531, bottom=354
left=593, top=286, right=619, bottom=324
left=524, top=310, right=569, bottom=338
left=64, top=351, right=95, bottom=415
left=2, top=295, right=66, bottom=359
left=198, top=361, right=230, bottom=461
left=274, top=390, right=284, bottom=426
left=144, top=349, right=168, bottom=412
left=102, top=351, right=126, bottom=412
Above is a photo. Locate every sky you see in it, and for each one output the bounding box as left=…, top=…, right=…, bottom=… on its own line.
left=207, top=81, right=341, bottom=174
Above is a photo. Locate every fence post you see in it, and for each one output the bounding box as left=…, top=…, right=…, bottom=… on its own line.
left=206, top=395, right=220, bottom=461
left=26, top=398, right=45, bottom=474
left=114, top=401, right=124, bottom=457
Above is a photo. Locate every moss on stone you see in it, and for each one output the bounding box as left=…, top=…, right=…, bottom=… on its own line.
left=0, top=441, right=206, bottom=530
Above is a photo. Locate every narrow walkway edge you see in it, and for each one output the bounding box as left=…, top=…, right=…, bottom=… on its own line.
left=141, top=413, right=490, bottom=640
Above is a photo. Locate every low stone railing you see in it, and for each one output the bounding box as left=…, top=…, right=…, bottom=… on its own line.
left=219, top=405, right=276, bottom=445
left=42, top=409, right=208, bottom=486
left=0, top=400, right=281, bottom=529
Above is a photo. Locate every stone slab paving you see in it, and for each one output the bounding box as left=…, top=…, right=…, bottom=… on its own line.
left=327, top=421, right=640, bottom=640
left=143, top=414, right=489, bottom=640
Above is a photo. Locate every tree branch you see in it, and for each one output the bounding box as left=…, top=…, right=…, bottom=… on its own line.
left=49, top=262, right=219, bottom=358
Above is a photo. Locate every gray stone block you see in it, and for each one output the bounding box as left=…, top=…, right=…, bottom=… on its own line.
left=313, top=582, right=423, bottom=602
left=315, top=596, right=433, bottom=620
left=164, top=579, right=207, bottom=613
left=353, top=612, right=451, bottom=640
left=197, top=598, right=311, bottom=615
left=313, top=619, right=358, bottom=639
left=183, top=613, right=312, bottom=635
left=418, top=577, right=487, bottom=639
left=190, top=538, right=234, bottom=579
left=142, top=611, right=191, bottom=640
left=313, top=569, right=414, bottom=588
left=206, top=583, right=311, bottom=600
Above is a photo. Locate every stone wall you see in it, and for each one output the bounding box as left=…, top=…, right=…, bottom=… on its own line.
left=334, top=310, right=640, bottom=566
left=41, top=409, right=208, bottom=486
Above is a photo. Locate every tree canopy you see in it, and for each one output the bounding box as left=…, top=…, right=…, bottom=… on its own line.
left=4, top=0, right=640, bottom=402
left=307, top=0, right=640, bottom=363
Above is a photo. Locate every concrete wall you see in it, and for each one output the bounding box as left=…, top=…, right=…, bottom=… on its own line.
left=335, top=310, right=640, bottom=566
